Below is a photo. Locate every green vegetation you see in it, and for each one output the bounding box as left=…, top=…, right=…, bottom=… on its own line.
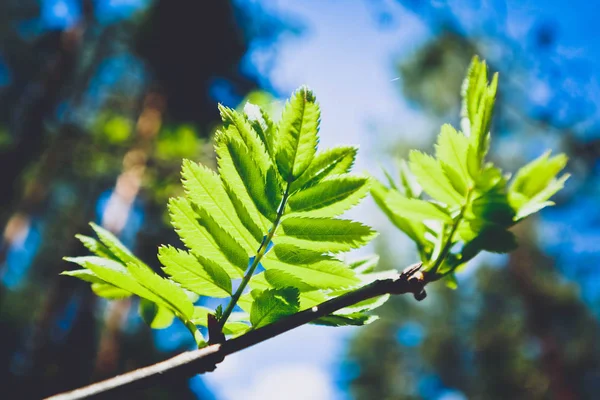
left=372, top=57, right=568, bottom=287
left=63, top=86, right=385, bottom=347
left=62, top=58, right=567, bottom=351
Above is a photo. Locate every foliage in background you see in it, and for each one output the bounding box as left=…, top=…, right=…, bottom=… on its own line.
left=372, top=57, right=568, bottom=286
left=63, top=86, right=387, bottom=346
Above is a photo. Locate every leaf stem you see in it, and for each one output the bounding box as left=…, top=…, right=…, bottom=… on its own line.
left=183, top=318, right=206, bottom=348
left=430, top=188, right=473, bottom=275
left=218, top=182, right=292, bottom=329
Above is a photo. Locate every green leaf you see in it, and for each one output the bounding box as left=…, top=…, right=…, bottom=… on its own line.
left=263, top=245, right=359, bottom=289
left=249, top=272, right=327, bottom=309
left=475, top=163, right=506, bottom=192
left=334, top=293, right=390, bottom=315
left=139, top=298, right=175, bottom=329
left=408, top=151, right=463, bottom=206
left=61, top=267, right=107, bottom=284
left=348, top=255, right=380, bottom=274
left=510, top=151, right=568, bottom=200
left=313, top=313, right=378, bottom=327
left=298, top=291, right=330, bottom=309
left=191, top=306, right=215, bottom=326
left=222, top=322, right=251, bottom=336
left=480, top=73, right=498, bottom=142
left=289, top=146, right=357, bottom=193
left=221, top=134, right=277, bottom=219
left=265, top=166, right=284, bottom=214
left=190, top=306, right=212, bottom=326
left=433, top=125, right=474, bottom=196
left=441, top=162, right=469, bottom=196
left=370, top=180, right=426, bottom=245
left=288, top=176, right=369, bottom=218
left=215, top=132, right=270, bottom=232
left=435, top=124, right=470, bottom=184
left=469, top=190, right=515, bottom=226
left=250, top=288, right=300, bottom=328
left=383, top=168, right=398, bottom=190
left=384, top=190, right=453, bottom=223
left=276, top=86, right=320, bottom=181
left=461, top=56, right=483, bottom=132
left=75, top=234, right=117, bottom=260
left=192, top=205, right=248, bottom=275
left=460, top=57, right=497, bottom=166
left=71, top=257, right=165, bottom=307
left=470, top=75, right=497, bottom=161
left=61, top=265, right=132, bottom=300
left=168, top=197, right=243, bottom=279
left=218, top=104, right=270, bottom=173
left=128, top=262, right=194, bottom=319
left=181, top=159, right=258, bottom=252
left=461, top=226, right=518, bottom=261
left=64, top=256, right=121, bottom=269
left=263, top=269, right=317, bottom=292
left=279, top=217, right=376, bottom=253
left=509, top=151, right=569, bottom=221
left=223, top=182, right=264, bottom=244
left=244, top=102, right=276, bottom=161
left=91, top=283, right=132, bottom=299
left=443, top=273, right=458, bottom=290
left=397, top=159, right=422, bottom=198
left=457, top=218, right=503, bottom=243
left=89, top=223, right=138, bottom=265
left=357, top=269, right=399, bottom=284
left=514, top=174, right=569, bottom=220
left=158, top=246, right=231, bottom=298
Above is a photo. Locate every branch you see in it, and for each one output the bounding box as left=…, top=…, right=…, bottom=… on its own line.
left=46, top=263, right=429, bottom=400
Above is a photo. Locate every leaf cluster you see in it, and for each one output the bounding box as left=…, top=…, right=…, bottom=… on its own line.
left=63, top=87, right=388, bottom=346
left=62, top=57, right=569, bottom=345
left=373, top=56, right=569, bottom=286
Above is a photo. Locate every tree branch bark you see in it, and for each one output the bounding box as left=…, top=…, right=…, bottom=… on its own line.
left=46, top=262, right=428, bottom=400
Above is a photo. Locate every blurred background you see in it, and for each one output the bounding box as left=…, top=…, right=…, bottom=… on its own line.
left=0, top=0, right=598, bottom=399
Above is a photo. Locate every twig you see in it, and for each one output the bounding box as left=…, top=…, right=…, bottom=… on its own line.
left=46, top=262, right=428, bottom=400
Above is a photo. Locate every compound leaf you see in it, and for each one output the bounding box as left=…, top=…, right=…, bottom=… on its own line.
left=139, top=299, right=175, bottom=329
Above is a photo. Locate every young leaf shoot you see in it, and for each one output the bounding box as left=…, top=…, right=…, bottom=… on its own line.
left=372, top=56, right=569, bottom=286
